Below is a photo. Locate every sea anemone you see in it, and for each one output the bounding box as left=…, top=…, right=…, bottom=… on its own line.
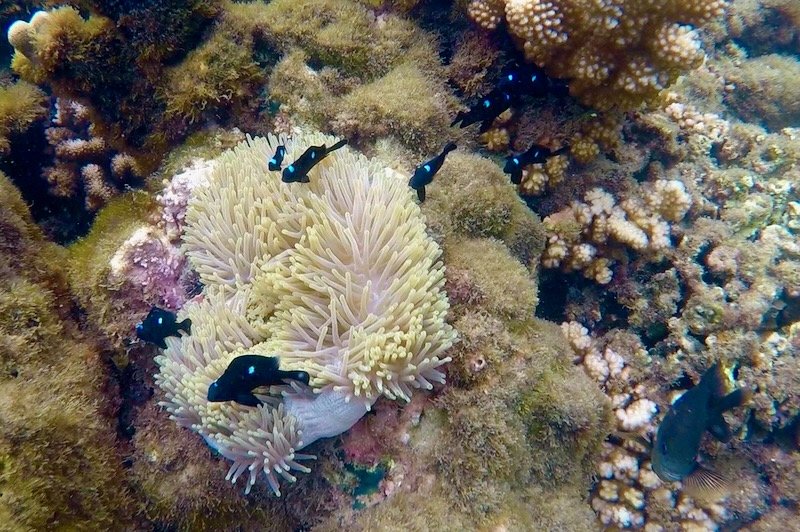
left=155, top=131, right=456, bottom=494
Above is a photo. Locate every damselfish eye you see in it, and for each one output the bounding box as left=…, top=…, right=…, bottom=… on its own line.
left=660, top=441, right=668, bottom=454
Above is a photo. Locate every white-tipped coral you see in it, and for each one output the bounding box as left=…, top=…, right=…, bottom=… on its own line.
left=542, top=182, right=691, bottom=283
left=156, top=130, right=456, bottom=495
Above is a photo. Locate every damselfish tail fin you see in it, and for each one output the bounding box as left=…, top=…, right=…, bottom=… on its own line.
left=553, top=145, right=570, bottom=157
left=178, top=318, right=192, bottom=334
left=327, top=139, right=347, bottom=153
left=451, top=111, right=469, bottom=127
left=683, top=464, right=731, bottom=501
left=717, top=388, right=752, bottom=412
left=282, top=370, right=310, bottom=385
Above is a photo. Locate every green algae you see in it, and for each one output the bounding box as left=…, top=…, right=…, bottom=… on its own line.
left=67, top=190, right=157, bottom=346
left=0, top=171, right=136, bottom=530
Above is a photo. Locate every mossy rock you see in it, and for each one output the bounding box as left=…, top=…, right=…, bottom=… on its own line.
left=425, top=152, right=546, bottom=269
left=229, top=0, right=435, bottom=79
left=0, top=172, right=135, bottom=530
left=68, top=190, right=157, bottom=346
left=445, top=237, right=538, bottom=322
left=332, top=62, right=454, bottom=154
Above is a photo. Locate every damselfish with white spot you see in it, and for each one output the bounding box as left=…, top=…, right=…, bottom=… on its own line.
left=207, top=354, right=311, bottom=407
left=135, top=306, right=191, bottom=349
left=408, top=142, right=456, bottom=202
left=651, top=362, right=751, bottom=498
left=281, top=139, right=347, bottom=183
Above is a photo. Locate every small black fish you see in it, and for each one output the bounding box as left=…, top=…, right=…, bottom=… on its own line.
left=135, top=307, right=191, bottom=349
left=503, top=144, right=569, bottom=185
left=268, top=144, right=286, bottom=171
left=207, top=354, right=311, bottom=407
left=497, top=63, right=549, bottom=97
left=282, top=139, right=347, bottom=183
left=451, top=88, right=514, bottom=133
left=408, top=142, right=457, bottom=202
left=652, top=363, right=751, bottom=496
left=546, top=76, right=571, bottom=97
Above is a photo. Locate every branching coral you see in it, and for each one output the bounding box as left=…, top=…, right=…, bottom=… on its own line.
left=561, top=321, right=769, bottom=529
left=542, top=181, right=691, bottom=283
left=156, top=130, right=456, bottom=495
left=7, top=3, right=245, bottom=169
left=43, top=98, right=147, bottom=211
left=532, top=33, right=799, bottom=526
left=467, top=0, right=727, bottom=109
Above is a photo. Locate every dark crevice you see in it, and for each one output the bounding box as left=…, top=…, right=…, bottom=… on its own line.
left=535, top=270, right=573, bottom=322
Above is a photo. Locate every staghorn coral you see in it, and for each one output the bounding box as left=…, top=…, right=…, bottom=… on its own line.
left=156, top=130, right=456, bottom=495
left=43, top=98, right=147, bottom=211
left=541, top=181, right=691, bottom=284
left=467, top=0, right=727, bottom=109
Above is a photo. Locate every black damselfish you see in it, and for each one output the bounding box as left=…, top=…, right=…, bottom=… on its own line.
left=651, top=363, right=751, bottom=497
left=408, top=142, right=456, bottom=202
left=207, top=354, right=311, bottom=407
left=504, top=144, right=569, bottom=185
left=497, top=63, right=549, bottom=96
left=135, top=307, right=191, bottom=349
left=268, top=144, right=286, bottom=171
left=282, top=139, right=347, bottom=183
left=452, top=63, right=571, bottom=133
left=450, top=88, right=513, bottom=133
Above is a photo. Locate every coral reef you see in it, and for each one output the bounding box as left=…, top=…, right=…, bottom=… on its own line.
left=526, top=10, right=800, bottom=525
left=7, top=3, right=244, bottom=168
left=331, top=62, right=454, bottom=154
left=306, top=138, right=613, bottom=529
left=64, top=130, right=244, bottom=350
left=723, top=53, right=800, bottom=131
left=2, top=0, right=798, bottom=528
left=7, top=0, right=457, bottom=175
left=67, top=190, right=162, bottom=348
left=727, top=0, right=800, bottom=55
left=467, top=0, right=727, bottom=109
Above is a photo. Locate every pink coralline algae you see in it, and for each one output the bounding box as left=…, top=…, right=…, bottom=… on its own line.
left=108, top=161, right=215, bottom=316
left=108, top=226, right=193, bottom=311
